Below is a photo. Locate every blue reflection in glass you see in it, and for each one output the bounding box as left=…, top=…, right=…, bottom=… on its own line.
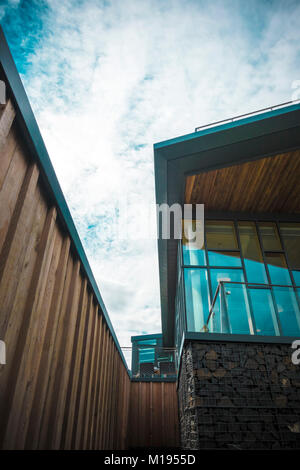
left=183, top=244, right=206, bottom=266
left=184, top=268, right=210, bottom=331
left=210, top=270, right=252, bottom=335
left=293, top=270, right=300, bottom=286
left=208, top=251, right=242, bottom=267
left=273, top=287, right=300, bottom=336
left=249, top=288, right=277, bottom=336
left=266, top=253, right=292, bottom=285
left=244, top=258, right=268, bottom=284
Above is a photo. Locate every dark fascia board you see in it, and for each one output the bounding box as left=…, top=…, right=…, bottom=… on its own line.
left=154, top=101, right=300, bottom=347
left=0, top=26, right=129, bottom=375
left=131, top=333, right=162, bottom=342
left=184, top=331, right=300, bottom=345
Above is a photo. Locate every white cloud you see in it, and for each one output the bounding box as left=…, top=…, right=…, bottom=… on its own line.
left=4, top=0, right=300, bottom=367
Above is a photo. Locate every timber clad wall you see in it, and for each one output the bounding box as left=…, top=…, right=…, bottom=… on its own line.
left=0, top=78, right=180, bottom=450
left=0, top=92, right=131, bottom=449
left=128, top=382, right=180, bottom=448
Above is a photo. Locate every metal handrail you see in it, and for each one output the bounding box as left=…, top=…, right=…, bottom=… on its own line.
left=195, top=99, right=300, bottom=132
left=204, top=280, right=300, bottom=331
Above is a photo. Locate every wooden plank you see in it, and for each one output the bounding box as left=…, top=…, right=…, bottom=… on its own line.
left=81, top=301, right=98, bottom=449
left=1, top=205, right=57, bottom=448
left=37, top=254, right=74, bottom=448
left=85, top=305, right=101, bottom=449
left=95, top=322, right=109, bottom=449
left=90, top=314, right=104, bottom=449
left=50, top=259, right=81, bottom=449
left=10, top=212, right=60, bottom=449
left=186, top=149, right=300, bottom=214
left=61, top=278, right=89, bottom=449
left=99, top=334, right=113, bottom=449
left=91, top=315, right=105, bottom=449
left=73, top=292, right=95, bottom=449
left=0, top=122, right=18, bottom=191
left=0, top=99, right=16, bottom=152
left=25, top=236, right=71, bottom=449
left=71, top=290, right=93, bottom=449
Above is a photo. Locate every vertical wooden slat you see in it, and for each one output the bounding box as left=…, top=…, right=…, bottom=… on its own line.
left=0, top=123, right=17, bottom=191
left=25, top=236, right=71, bottom=449
left=80, top=301, right=98, bottom=449
left=60, top=278, right=88, bottom=449
left=91, top=314, right=104, bottom=449
left=100, top=334, right=113, bottom=449
left=90, top=314, right=103, bottom=449
left=95, top=323, right=109, bottom=449
left=0, top=199, right=56, bottom=449
left=7, top=208, right=59, bottom=449
left=71, top=290, right=93, bottom=449
left=74, top=293, right=95, bottom=449
left=86, top=305, right=101, bottom=449
left=0, top=99, right=16, bottom=153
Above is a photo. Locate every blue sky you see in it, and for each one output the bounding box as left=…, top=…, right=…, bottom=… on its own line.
left=1, top=0, right=300, bottom=364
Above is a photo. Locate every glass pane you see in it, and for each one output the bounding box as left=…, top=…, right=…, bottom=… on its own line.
left=265, top=252, right=292, bottom=285
left=238, top=221, right=268, bottom=283
left=280, top=223, right=300, bottom=269
left=182, top=243, right=206, bottom=266
left=273, top=287, right=300, bottom=336
left=208, top=251, right=242, bottom=267
left=259, top=222, right=282, bottom=251
left=210, top=270, right=252, bottom=334
left=182, top=220, right=206, bottom=266
left=221, top=283, right=252, bottom=335
left=249, top=288, right=278, bottom=336
left=184, top=268, right=210, bottom=331
left=293, top=270, right=300, bottom=286
left=206, top=221, right=238, bottom=250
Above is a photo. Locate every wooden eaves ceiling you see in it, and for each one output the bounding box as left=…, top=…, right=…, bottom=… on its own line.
left=185, top=149, right=300, bottom=214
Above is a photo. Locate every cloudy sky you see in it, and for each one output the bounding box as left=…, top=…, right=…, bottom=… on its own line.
left=1, top=0, right=300, bottom=365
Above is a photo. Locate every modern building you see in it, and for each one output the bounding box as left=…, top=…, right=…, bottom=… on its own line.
left=152, top=100, right=300, bottom=449
left=1, top=24, right=300, bottom=450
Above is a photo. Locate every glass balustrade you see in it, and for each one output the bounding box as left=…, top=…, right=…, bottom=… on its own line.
left=206, top=281, right=300, bottom=337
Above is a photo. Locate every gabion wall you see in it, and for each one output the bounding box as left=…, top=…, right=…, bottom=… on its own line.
left=178, top=341, right=300, bottom=450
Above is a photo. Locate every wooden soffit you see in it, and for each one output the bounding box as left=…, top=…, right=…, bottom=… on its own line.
left=185, top=150, right=300, bottom=214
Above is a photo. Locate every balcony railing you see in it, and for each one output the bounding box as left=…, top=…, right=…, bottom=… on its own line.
left=132, top=346, right=178, bottom=379
left=204, top=281, right=300, bottom=337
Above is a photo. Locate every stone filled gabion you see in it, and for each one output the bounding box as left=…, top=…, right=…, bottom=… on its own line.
left=178, top=341, right=300, bottom=450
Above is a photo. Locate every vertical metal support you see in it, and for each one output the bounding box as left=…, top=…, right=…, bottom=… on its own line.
left=220, top=282, right=231, bottom=333
left=234, top=219, right=257, bottom=335
left=256, top=220, right=282, bottom=336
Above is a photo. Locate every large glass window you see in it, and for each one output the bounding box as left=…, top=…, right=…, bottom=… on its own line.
left=181, top=218, right=300, bottom=338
